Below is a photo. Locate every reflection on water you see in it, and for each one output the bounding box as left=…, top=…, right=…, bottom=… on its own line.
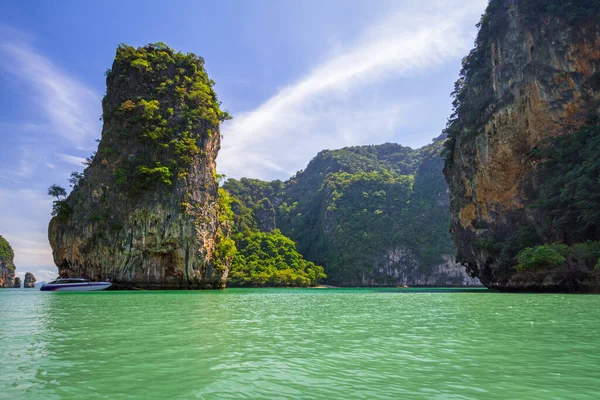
left=1, top=288, right=600, bottom=399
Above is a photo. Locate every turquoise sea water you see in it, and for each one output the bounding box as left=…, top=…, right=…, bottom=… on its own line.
left=1, top=288, right=599, bottom=399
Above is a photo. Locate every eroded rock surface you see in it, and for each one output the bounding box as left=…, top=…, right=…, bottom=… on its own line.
left=48, top=44, right=231, bottom=289
left=24, top=272, right=36, bottom=288
left=444, top=1, right=600, bottom=291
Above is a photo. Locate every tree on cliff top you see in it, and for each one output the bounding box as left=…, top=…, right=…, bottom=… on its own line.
left=47, top=185, right=70, bottom=219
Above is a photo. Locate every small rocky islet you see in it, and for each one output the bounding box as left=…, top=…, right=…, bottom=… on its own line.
left=44, top=1, right=600, bottom=292
left=0, top=235, right=37, bottom=289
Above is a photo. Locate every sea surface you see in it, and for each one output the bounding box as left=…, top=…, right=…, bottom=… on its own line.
left=1, top=288, right=599, bottom=399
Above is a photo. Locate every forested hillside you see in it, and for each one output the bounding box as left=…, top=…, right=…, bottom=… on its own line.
left=224, top=141, right=479, bottom=287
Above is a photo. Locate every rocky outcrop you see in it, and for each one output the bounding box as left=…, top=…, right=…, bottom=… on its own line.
left=444, top=1, right=600, bottom=291
left=12, top=277, right=21, bottom=288
left=369, top=250, right=480, bottom=287
left=0, top=235, right=16, bottom=288
left=226, top=141, right=481, bottom=287
left=23, top=272, right=36, bottom=288
left=48, top=43, right=231, bottom=289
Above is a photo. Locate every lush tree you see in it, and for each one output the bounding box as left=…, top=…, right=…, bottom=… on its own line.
left=69, top=172, right=84, bottom=188
left=516, top=244, right=568, bottom=271
left=47, top=185, right=70, bottom=219
left=228, top=229, right=325, bottom=287
left=48, top=184, right=67, bottom=200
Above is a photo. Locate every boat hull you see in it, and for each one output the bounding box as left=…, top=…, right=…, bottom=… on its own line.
left=40, top=282, right=112, bottom=292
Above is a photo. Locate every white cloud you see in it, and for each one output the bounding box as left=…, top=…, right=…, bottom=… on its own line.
left=0, top=29, right=101, bottom=146
left=0, top=189, right=56, bottom=272
left=219, top=0, right=487, bottom=180
left=58, top=153, right=87, bottom=167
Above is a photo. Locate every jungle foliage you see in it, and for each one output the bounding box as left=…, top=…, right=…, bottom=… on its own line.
left=0, top=235, right=15, bottom=271
left=224, top=141, right=455, bottom=286
left=228, top=229, right=326, bottom=287
left=101, top=43, right=231, bottom=192
left=513, top=121, right=600, bottom=271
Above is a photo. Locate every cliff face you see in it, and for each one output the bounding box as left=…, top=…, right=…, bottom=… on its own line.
left=0, top=235, right=16, bottom=288
left=24, top=272, right=36, bottom=288
left=226, top=142, right=481, bottom=287
left=48, top=43, right=231, bottom=289
left=444, top=1, right=600, bottom=291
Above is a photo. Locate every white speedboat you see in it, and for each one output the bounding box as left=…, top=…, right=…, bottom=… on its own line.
left=40, top=278, right=112, bottom=292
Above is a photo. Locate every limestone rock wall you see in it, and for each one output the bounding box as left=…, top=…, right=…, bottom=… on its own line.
left=367, top=248, right=481, bottom=287
left=444, top=1, right=600, bottom=290
left=48, top=44, right=230, bottom=289
left=24, top=272, right=36, bottom=288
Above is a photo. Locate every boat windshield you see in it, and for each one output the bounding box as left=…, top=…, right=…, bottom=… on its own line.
left=48, top=278, right=90, bottom=284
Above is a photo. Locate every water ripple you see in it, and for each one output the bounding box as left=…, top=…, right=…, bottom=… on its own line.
left=0, top=289, right=599, bottom=399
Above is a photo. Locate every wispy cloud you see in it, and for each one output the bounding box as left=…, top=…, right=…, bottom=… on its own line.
left=219, top=0, right=487, bottom=180
left=0, top=189, right=55, bottom=272
left=58, top=153, right=87, bottom=167
left=0, top=27, right=101, bottom=147
left=0, top=26, right=102, bottom=275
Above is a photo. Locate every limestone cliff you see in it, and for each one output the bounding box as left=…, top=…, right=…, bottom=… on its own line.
left=444, top=1, right=600, bottom=291
left=48, top=43, right=231, bottom=289
left=0, top=235, right=16, bottom=288
left=226, top=142, right=481, bottom=287
left=12, top=277, right=21, bottom=288
left=24, top=272, right=36, bottom=288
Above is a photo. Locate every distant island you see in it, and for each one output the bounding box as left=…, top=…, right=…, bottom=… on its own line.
left=0, top=235, right=37, bottom=288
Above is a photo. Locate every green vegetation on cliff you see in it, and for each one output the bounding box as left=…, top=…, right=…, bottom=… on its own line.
left=513, top=119, right=600, bottom=272
left=532, top=123, right=600, bottom=243
left=229, top=230, right=325, bottom=287
left=219, top=181, right=325, bottom=287
left=522, top=1, right=600, bottom=22
left=224, top=141, right=457, bottom=286
left=102, top=43, right=230, bottom=191
left=47, top=43, right=232, bottom=289
left=0, top=235, right=15, bottom=272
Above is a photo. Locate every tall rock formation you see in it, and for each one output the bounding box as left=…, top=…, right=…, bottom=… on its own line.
left=24, top=272, right=36, bottom=288
left=225, top=142, right=481, bottom=287
left=48, top=43, right=232, bottom=289
left=444, top=1, right=600, bottom=291
left=0, top=235, right=16, bottom=288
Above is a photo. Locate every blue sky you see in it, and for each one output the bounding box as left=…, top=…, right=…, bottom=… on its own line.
left=0, top=0, right=487, bottom=281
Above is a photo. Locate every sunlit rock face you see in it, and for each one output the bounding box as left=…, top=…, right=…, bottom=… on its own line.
left=24, top=272, right=36, bottom=288
left=444, top=1, right=600, bottom=291
left=48, top=43, right=230, bottom=289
